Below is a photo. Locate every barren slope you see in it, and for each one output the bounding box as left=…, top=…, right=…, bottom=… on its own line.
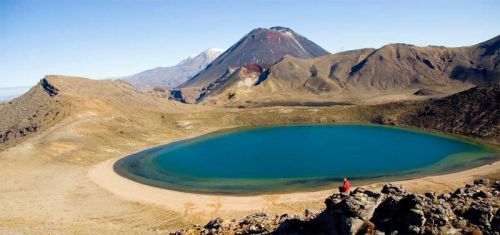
left=0, top=75, right=498, bottom=234
left=0, top=78, right=69, bottom=151
left=0, top=75, right=194, bottom=153
left=181, top=27, right=329, bottom=89
left=176, top=27, right=330, bottom=102
left=400, top=84, right=500, bottom=143
left=121, top=49, right=223, bottom=89
left=200, top=35, right=500, bottom=106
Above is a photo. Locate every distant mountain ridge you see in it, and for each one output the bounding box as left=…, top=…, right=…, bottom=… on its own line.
left=179, top=27, right=330, bottom=91
left=121, top=48, right=223, bottom=89
left=177, top=32, right=499, bottom=105
left=0, top=87, right=31, bottom=103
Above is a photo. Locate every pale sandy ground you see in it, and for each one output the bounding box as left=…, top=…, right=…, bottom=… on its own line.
left=90, top=155, right=500, bottom=217
left=0, top=112, right=498, bottom=234
left=0, top=127, right=191, bottom=234
left=0, top=78, right=497, bottom=234
left=89, top=157, right=334, bottom=213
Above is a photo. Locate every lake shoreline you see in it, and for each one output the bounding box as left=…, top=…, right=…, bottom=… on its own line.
left=90, top=155, right=500, bottom=215
left=112, top=124, right=499, bottom=195
left=1, top=82, right=498, bottom=233
left=89, top=123, right=500, bottom=218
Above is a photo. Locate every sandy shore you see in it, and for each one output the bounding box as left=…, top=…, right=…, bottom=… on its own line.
left=90, top=154, right=500, bottom=217
left=1, top=88, right=498, bottom=233
left=88, top=158, right=333, bottom=217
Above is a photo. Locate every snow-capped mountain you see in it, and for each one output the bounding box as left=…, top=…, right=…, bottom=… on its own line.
left=180, top=27, right=330, bottom=89
left=122, top=48, right=223, bottom=89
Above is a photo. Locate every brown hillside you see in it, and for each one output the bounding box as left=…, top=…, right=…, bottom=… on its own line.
left=180, top=27, right=330, bottom=90
left=0, top=75, right=193, bottom=152
left=1, top=76, right=498, bottom=233
left=400, top=84, right=500, bottom=142
left=0, top=78, right=69, bottom=151
left=197, top=35, right=499, bottom=106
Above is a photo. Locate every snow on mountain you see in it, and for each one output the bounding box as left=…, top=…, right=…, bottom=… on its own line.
left=180, top=27, right=330, bottom=89
left=121, top=48, right=223, bottom=89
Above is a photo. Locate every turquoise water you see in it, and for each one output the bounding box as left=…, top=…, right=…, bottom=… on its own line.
left=114, top=124, right=498, bottom=194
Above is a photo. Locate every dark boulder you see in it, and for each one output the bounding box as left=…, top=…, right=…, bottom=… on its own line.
left=370, top=196, right=401, bottom=231
left=474, top=190, right=492, bottom=199
left=425, top=192, right=436, bottom=199
left=399, top=194, right=425, bottom=210
left=405, top=209, right=426, bottom=227
left=474, top=178, right=490, bottom=185
left=204, top=218, right=223, bottom=230
left=464, top=202, right=495, bottom=229
left=491, top=210, right=500, bottom=233
left=381, top=183, right=406, bottom=195
left=175, top=180, right=500, bottom=235
left=370, top=116, right=395, bottom=125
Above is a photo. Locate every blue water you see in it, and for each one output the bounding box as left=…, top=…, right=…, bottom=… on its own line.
left=115, top=124, right=497, bottom=194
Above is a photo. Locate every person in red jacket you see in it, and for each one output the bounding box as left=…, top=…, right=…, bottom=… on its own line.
left=339, top=177, right=351, bottom=194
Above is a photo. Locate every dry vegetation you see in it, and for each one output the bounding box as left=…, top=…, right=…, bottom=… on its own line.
left=187, top=35, right=499, bottom=106
left=0, top=75, right=497, bottom=234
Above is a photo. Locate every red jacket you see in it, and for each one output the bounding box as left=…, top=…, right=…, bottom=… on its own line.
left=343, top=180, right=351, bottom=192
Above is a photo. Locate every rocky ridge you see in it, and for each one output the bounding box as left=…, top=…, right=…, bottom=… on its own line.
left=185, top=34, right=499, bottom=105
left=122, top=48, right=223, bottom=89
left=2, top=79, right=498, bottom=153
left=0, top=78, right=69, bottom=151
left=180, top=27, right=329, bottom=90
left=176, top=26, right=330, bottom=103
left=174, top=180, right=500, bottom=235
left=398, top=84, right=500, bottom=143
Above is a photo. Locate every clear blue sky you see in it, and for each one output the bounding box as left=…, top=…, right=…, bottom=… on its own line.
left=0, top=0, right=499, bottom=87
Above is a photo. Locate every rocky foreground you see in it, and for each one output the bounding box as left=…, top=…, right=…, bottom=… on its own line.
left=174, top=180, right=500, bottom=235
